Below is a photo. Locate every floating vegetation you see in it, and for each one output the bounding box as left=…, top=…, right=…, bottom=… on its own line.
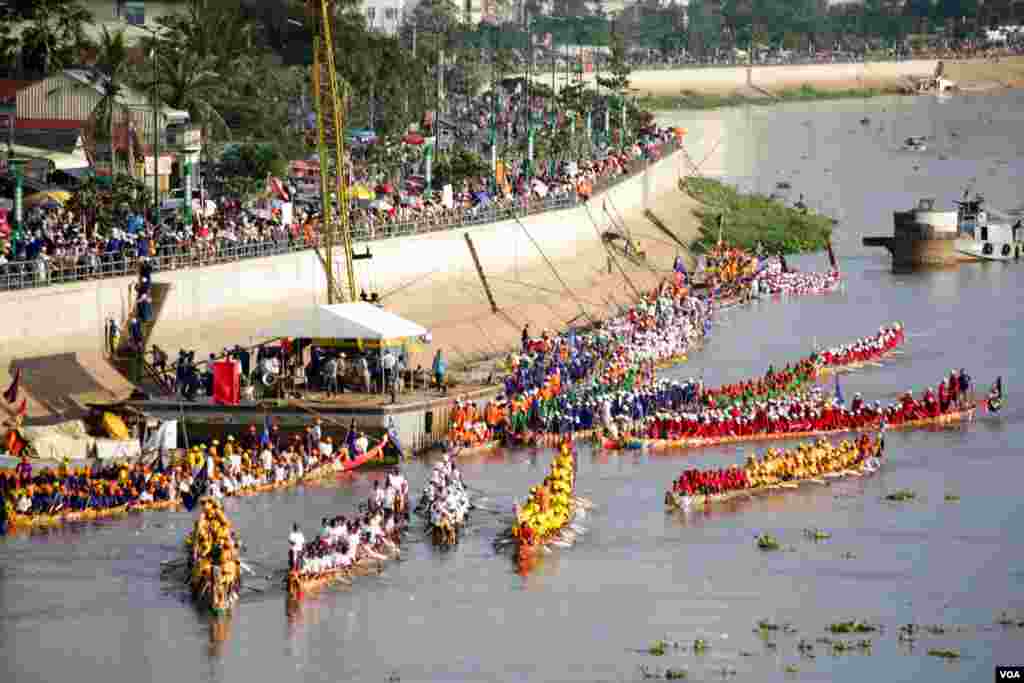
left=828, top=620, right=878, bottom=634
left=885, top=489, right=917, bottom=502
left=898, top=624, right=919, bottom=642
left=758, top=619, right=781, bottom=632
left=924, top=625, right=947, bottom=635
left=692, top=639, right=708, bottom=654
left=649, top=640, right=668, bottom=656
left=995, top=612, right=1024, bottom=627
left=784, top=664, right=800, bottom=673
left=740, top=651, right=756, bottom=657
left=944, top=494, right=961, bottom=502
left=840, top=551, right=857, bottom=560
left=928, top=648, right=961, bottom=659
left=639, top=665, right=688, bottom=680
left=803, top=527, right=832, bottom=541
left=757, top=534, right=781, bottom=551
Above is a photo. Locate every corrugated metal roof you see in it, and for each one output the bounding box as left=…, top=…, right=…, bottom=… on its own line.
left=16, top=70, right=188, bottom=123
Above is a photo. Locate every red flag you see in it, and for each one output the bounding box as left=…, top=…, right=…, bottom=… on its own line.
left=15, top=397, right=27, bottom=417
left=3, top=368, right=20, bottom=404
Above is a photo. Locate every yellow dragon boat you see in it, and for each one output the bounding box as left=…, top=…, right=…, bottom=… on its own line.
left=184, top=498, right=241, bottom=615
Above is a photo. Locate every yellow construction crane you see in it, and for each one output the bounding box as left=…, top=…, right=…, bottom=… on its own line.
left=308, top=0, right=356, bottom=303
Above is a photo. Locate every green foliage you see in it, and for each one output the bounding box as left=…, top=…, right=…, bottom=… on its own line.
left=66, top=173, right=151, bottom=238
left=432, top=148, right=489, bottom=188
left=4, top=0, right=95, bottom=78
left=927, top=648, right=961, bottom=659
left=828, top=620, right=878, bottom=634
left=885, top=489, right=917, bottom=502
left=596, top=25, right=630, bottom=94
left=217, top=143, right=287, bottom=180
left=638, top=84, right=900, bottom=112
left=685, top=177, right=833, bottom=255
left=756, top=534, right=781, bottom=551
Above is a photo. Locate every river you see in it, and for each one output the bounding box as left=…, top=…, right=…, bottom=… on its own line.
left=3, top=93, right=1023, bottom=683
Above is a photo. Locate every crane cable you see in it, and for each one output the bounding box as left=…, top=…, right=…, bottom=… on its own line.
left=583, top=201, right=642, bottom=300
left=512, top=215, right=596, bottom=326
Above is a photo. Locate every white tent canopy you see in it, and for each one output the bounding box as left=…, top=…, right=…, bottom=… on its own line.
left=267, top=303, right=428, bottom=341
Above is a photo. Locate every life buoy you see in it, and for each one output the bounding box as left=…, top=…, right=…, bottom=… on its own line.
left=262, top=372, right=278, bottom=386
left=982, top=242, right=994, bottom=256
left=1002, top=244, right=1012, bottom=257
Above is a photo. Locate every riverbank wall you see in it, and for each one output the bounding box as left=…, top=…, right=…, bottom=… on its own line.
left=0, top=148, right=706, bottom=422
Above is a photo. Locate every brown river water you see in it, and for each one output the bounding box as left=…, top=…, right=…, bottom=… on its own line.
left=3, top=92, right=1023, bottom=683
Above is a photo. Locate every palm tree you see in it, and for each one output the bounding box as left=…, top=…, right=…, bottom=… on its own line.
left=52, top=27, right=133, bottom=178
left=19, top=0, right=94, bottom=78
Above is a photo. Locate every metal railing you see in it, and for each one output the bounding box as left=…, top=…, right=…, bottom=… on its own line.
left=0, top=140, right=678, bottom=293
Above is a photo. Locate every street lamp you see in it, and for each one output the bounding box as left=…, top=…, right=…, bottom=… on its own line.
left=138, top=24, right=162, bottom=226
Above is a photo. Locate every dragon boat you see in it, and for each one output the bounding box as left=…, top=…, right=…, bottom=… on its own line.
left=665, top=439, right=885, bottom=510
left=286, top=543, right=401, bottom=598
left=602, top=405, right=975, bottom=452
left=232, top=437, right=388, bottom=498
left=286, top=512, right=405, bottom=600
left=509, top=442, right=584, bottom=565
left=184, top=498, right=241, bottom=615
left=6, top=497, right=180, bottom=532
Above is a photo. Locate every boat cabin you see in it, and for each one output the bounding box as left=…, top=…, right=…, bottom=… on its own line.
left=954, top=195, right=1024, bottom=260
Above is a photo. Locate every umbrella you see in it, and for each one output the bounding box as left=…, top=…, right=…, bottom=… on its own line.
left=23, top=190, right=71, bottom=208
left=402, top=133, right=425, bottom=145
left=376, top=183, right=394, bottom=194
left=472, top=191, right=491, bottom=205
left=352, top=185, right=375, bottom=201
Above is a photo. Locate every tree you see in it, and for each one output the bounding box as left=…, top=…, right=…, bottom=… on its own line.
left=13, top=0, right=94, bottom=78
left=53, top=28, right=133, bottom=175
left=688, top=0, right=724, bottom=57
left=67, top=173, right=150, bottom=238
left=596, top=23, right=630, bottom=93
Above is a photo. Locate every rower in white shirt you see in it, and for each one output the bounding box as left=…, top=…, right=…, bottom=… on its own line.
left=288, top=523, right=305, bottom=570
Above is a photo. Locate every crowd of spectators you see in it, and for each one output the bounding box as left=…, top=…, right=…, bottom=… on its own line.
left=0, top=131, right=677, bottom=291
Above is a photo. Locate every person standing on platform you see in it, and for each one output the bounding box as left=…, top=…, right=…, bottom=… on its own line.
left=433, top=349, right=448, bottom=396
left=323, top=356, right=338, bottom=397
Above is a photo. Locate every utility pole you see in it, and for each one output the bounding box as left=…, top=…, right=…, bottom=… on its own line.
left=152, top=48, right=161, bottom=226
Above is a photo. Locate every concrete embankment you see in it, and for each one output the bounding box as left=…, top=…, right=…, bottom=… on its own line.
left=0, top=149, right=704, bottom=422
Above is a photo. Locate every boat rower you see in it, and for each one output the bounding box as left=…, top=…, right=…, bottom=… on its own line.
left=288, top=523, right=305, bottom=571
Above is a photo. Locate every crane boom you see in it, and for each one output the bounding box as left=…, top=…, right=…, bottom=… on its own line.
left=309, top=0, right=356, bottom=303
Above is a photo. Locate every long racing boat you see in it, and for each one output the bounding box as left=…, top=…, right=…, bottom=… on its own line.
left=510, top=443, right=582, bottom=565
left=6, top=497, right=180, bottom=532
left=184, top=498, right=241, bottom=615
left=665, top=436, right=885, bottom=510
left=602, top=406, right=975, bottom=452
